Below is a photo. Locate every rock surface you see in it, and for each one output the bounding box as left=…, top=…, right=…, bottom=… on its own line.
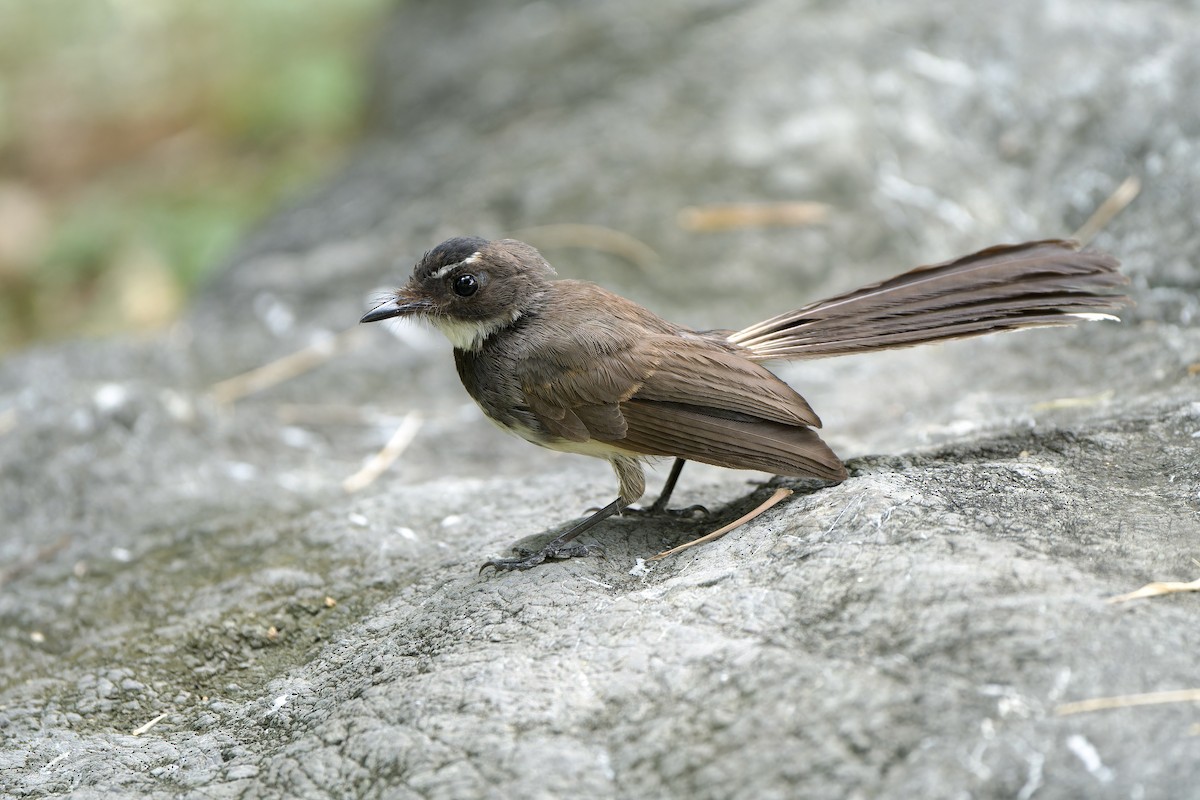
left=2, top=1, right=1198, bottom=798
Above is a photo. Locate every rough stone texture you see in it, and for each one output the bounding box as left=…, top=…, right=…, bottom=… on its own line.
left=2, top=1, right=1198, bottom=798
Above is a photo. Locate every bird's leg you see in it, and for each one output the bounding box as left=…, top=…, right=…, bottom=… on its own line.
left=628, top=459, right=708, bottom=517
left=646, top=458, right=686, bottom=513
left=481, top=456, right=646, bottom=573
left=480, top=498, right=623, bottom=572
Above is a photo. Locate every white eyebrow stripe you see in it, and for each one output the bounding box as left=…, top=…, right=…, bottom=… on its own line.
left=431, top=251, right=482, bottom=280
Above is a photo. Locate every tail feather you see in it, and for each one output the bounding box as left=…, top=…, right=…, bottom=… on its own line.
left=729, top=240, right=1129, bottom=360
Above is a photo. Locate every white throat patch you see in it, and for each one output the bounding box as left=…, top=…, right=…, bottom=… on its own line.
left=430, top=310, right=521, bottom=352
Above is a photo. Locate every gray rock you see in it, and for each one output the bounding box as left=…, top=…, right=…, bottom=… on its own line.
left=2, top=0, right=1197, bottom=798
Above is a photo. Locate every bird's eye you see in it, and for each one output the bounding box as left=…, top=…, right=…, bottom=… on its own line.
left=451, top=273, right=479, bottom=297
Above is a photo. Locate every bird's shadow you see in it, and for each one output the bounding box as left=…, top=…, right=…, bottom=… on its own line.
left=496, top=476, right=838, bottom=563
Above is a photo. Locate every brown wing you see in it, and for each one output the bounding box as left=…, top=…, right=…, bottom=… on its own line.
left=629, top=336, right=821, bottom=428
left=613, top=337, right=845, bottom=479
left=618, top=399, right=847, bottom=481
left=518, top=324, right=819, bottom=434
left=517, top=306, right=661, bottom=443
left=514, top=281, right=842, bottom=480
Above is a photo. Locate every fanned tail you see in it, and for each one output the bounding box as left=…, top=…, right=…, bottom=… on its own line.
left=728, top=240, right=1129, bottom=360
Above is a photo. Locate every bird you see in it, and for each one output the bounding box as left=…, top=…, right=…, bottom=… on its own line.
left=361, top=236, right=1128, bottom=570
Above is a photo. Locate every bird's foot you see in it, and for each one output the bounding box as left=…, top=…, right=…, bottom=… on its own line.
left=625, top=502, right=710, bottom=519
left=583, top=502, right=708, bottom=518
left=479, top=542, right=604, bottom=573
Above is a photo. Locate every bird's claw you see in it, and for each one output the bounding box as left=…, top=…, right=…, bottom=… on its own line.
left=478, top=542, right=605, bottom=573
left=626, top=503, right=710, bottom=519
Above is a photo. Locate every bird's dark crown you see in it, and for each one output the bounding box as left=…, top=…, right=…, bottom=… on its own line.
left=412, top=236, right=490, bottom=282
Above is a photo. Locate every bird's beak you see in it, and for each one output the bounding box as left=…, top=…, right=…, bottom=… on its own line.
left=360, top=292, right=431, bottom=324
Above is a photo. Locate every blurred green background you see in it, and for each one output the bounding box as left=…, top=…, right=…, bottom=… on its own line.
left=0, top=0, right=391, bottom=353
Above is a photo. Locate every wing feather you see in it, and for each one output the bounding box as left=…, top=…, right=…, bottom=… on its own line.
left=619, top=400, right=846, bottom=480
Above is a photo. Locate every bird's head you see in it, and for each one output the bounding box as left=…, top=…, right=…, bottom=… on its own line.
left=361, top=237, right=556, bottom=351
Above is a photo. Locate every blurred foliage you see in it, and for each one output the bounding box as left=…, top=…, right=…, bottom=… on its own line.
left=0, top=0, right=392, bottom=352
